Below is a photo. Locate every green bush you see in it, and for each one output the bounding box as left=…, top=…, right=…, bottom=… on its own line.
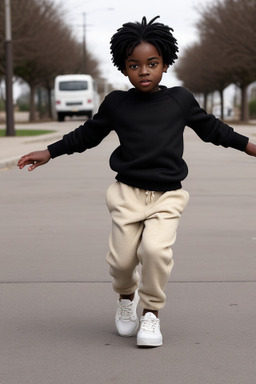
left=16, top=94, right=30, bottom=111
left=249, top=99, right=256, bottom=119
left=17, top=102, right=30, bottom=111
left=0, top=98, right=5, bottom=111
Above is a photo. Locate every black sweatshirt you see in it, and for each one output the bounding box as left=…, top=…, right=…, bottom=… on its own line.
left=48, top=86, right=249, bottom=191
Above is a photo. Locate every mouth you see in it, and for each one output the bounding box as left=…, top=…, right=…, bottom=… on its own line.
left=140, top=80, right=151, bottom=86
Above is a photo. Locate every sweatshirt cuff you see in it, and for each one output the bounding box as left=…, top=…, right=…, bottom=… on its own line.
left=230, top=132, right=249, bottom=151
left=47, top=140, right=67, bottom=159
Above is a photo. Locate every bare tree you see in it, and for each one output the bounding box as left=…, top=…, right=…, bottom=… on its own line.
left=175, top=0, right=256, bottom=121
left=197, top=0, right=256, bottom=121
left=175, top=43, right=217, bottom=110
left=12, top=0, right=80, bottom=120
left=0, top=0, right=101, bottom=121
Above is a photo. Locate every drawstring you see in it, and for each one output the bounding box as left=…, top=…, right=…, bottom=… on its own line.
left=145, top=190, right=155, bottom=204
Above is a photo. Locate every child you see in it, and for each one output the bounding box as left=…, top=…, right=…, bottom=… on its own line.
left=18, top=16, right=256, bottom=347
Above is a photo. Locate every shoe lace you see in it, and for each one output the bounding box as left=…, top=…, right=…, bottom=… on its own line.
left=117, top=301, right=134, bottom=320
left=140, top=318, right=158, bottom=332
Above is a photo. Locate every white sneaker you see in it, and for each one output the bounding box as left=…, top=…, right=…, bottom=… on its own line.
left=115, top=290, right=140, bottom=337
left=137, top=312, right=163, bottom=347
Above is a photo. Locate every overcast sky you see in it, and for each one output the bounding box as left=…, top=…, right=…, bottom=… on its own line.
left=53, top=0, right=217, bottom=89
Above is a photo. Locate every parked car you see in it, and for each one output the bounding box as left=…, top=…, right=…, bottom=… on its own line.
left=54, top=74, right=100, bottom=121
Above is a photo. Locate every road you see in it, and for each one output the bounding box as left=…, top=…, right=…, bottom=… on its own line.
left=0, top=119, right=256, bottom=384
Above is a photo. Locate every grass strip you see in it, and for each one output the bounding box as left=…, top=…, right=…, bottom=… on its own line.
left=0, top=129, right=55, bottom=137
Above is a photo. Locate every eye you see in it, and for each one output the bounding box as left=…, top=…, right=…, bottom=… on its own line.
left=129, top=64, right=138, bottom=70
left=149, top=61, right=158, bottom=68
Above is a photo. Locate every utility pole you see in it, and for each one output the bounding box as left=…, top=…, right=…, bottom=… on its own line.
left=81, top=8, right=114, bottom=75
left=5, top=0, right=15, bottom=136
left=82, top=13, right=86, bottom=74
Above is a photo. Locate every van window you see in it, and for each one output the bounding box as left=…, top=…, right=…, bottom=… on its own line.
left=59, top=81, right=88, bottom=91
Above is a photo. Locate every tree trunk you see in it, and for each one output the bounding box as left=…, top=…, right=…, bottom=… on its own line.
left=29, top=85, right=36, bottom=122
left=203, top=93, right=208, bottom=110
left=47, top=86, right=53, bottom=119
left=240, top=84, right=249, bottom=122
left=219, top=89, right=224, bottom=120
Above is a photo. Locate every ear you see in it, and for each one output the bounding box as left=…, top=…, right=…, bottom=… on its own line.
left=163, top=64, right=168, bottom=73
left=122, top=68, right=128, bottom=76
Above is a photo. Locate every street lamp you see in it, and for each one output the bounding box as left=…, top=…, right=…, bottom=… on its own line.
left=4, top=0, right=15, bottom=136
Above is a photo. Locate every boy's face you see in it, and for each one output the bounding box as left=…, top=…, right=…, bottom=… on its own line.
left=123, top=41, right=168, bottom=93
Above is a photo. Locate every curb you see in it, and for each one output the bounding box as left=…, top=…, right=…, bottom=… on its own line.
left=0, top=157, right=19, bottom=170
left=0, top=132, right=63, bottom=170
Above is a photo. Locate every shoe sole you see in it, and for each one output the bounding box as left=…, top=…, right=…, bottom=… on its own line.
left=137, top=337, right=163, bottom=347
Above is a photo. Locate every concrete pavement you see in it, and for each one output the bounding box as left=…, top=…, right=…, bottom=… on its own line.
left=0, top=118, right=256, bottom=384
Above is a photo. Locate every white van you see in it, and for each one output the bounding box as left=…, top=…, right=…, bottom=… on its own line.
left=54, top=74, right=100, bottom=121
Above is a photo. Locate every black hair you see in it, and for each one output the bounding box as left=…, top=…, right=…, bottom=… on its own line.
left=110, top=16, right=179, bottom=71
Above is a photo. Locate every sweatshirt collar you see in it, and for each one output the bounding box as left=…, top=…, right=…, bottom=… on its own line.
left=129, top=85, right=168, bottom=101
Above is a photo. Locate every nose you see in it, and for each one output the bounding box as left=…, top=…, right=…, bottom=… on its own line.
left=139, top=65, right=149, bottom=76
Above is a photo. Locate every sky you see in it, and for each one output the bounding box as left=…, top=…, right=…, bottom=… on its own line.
left=54, top=0, right=216, bottom=89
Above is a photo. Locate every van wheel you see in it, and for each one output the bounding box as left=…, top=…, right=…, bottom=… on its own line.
left=57, top=113, right=65, bottom=122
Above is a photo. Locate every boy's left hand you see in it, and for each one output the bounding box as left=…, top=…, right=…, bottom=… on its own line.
left=245, top=142, right=256, bottom=157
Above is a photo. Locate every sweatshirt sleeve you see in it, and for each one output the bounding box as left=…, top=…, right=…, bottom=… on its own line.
left=48, top=97, right=112, bottom=159
left=181, top=88, right=249, bottom=151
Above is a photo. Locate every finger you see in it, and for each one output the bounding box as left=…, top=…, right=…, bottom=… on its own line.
left=27, top=161, right=39, bottom=171
left=18, top=155, right=32, bottom=167
left=17, top=160, right=27, bottom=169
left=28, top=165, right=36, bottom=171
left=18, top=154, right=31, bottom=161
left=18, top=159, right=33, bottom=169
left=28, top=159, right=46, bottom=171
left=17, top=157, right=26, bottom=167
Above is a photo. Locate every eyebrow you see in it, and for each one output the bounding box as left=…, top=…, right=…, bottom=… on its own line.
left=127, top=56, right=160, bottom=62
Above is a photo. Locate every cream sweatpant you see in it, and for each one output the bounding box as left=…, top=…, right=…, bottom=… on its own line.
left=105, top=182, right=189, bottom=311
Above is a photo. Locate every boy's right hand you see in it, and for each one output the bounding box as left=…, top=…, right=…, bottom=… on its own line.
left=17, top=149, right=51, bottom=171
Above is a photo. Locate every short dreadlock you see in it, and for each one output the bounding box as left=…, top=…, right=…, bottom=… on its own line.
left=110, top=16, right=179, bottom=72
